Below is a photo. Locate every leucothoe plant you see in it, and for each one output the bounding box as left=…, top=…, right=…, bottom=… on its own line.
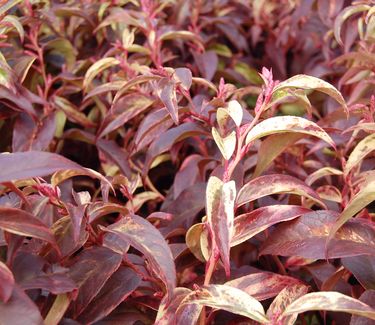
left=0, top=1, right=374, bottom=325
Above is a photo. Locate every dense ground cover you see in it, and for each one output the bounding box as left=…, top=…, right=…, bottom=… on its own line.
left=0, top=0, right=375, bottom=324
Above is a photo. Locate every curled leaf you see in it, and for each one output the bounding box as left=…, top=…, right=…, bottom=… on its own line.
left=245, top=116, right=335, bottom=148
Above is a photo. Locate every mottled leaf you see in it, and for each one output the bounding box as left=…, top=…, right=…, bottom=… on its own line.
left=206, top=176, right=236, bottom=275
left=245, top=116, right=335, bottom=148
left=77, top=267, right=141, bottom=324
left=342, top=256, right=375, bottom=290
left=68, top=247, right=122, bottom=318
left=226, top=272, right=304, bottom=301
left=345, top=133, right=375, bottom=176
left=177, top=284, right=268, bottom=323
left=261, top=211, right=375, bottom=259
left=267, top=285, right=309, bottom=325
left=237, top=174, right=325, bottom=208
left=283, top=292, right=375, bottom=320
left=273, top=75, right=348, bottom=113
left=231, top=205, right=311, bottom=247
left=102, top=214, right=176, bottom=297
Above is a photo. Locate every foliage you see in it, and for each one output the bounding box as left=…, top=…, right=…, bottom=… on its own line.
left=0, top=0, right=374, bottom=324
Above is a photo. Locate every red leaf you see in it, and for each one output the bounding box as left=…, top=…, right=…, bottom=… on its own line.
left=260, top=211, right=375, bottom=259
left=159, top=81, right=179, bottom=124
left=0, top=151, right=82, bottom=183
left=12, top=112, right=56, bottom=152
left=103, top=214, right=177, bottom=298
left=232, top=205, right=311, bottom=247
left=0, top=207, right=56, bottom=245
left=226, top=272, right=304, bottom=301
left=67, top=247, right=122, bottom=318
left=20, top=273, right=77, bottom=294
left=77, top=267, right=141, bottom=324
left=0, top=261, right=14, bottom=302
left=0, top=285, right=44, bottom=325
left=236, top=174, right=325, bottom=208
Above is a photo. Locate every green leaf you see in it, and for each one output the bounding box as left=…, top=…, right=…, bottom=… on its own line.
left=273, top=75, right=348, bottom=114
left=177, top=284, right=269, bottom=323
left=245, top=116, right=335, bottom=148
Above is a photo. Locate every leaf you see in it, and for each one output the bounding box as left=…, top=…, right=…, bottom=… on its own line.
left=68, top=247, right=122, bottom=318
left=226, top=100, right=243, bottom=127
left=206, top=176, right=236, bottom=276
left=44, top=38, right=77, bottom=70
left=212, top=128, right=236, bottom=160
left=253, top=133, right=304, bottom=178
left=186, top=223, right=207, bottom=262
left=20, top=273, right=77, bottom=294
left=306, top=167, right=343, bottom=186
left=134, top=108, right=174, bottom=152
left=174, top=67, right=192, bottom=90
left=345, top=133, right=375, bottom=176
left=77, top=267, right=141, bottom=324
left=283, top=292, right=375, bottom=320
left=231, top=205, right=311, bottom=247
left=245, top=116, right=335, bottom=148
left=328, top=174, right=375, bottom=246
left=2, top=15, right=24, bottom=42
left=44, top=294, right=70, bottom=325
left=102, top=214, right=176, bottom=298
left=155, top=287, right=192, bottom=324
left=177, top=284, right=268, bottom=323
left=144, top=122, right=207, bottom=173
left=54, top=96, right=95, bottom=127
left=273, top=75, right=348, bottom=114
left=96, top=139, right=132, bottom=178
left=266, top=285, right=309, bottom=325
left=159, top=30, right=199, bottom=42
left=159, top=81, right=179, bottom=124
left=226, top=272, right=304, bottom=301
left=351, top=290, right=375, bottom=325
left=237, top=174, right=325, bottom=209
left=83, top=57, right=120, bottom=91
left=342, top=256, right=375, bottom=290
left=260, top=210, right=375, bottom=259
left=0, top=207, right=56, bottom=245
left=334, top=5, right=371, bottom=46
left=12, top=112, right=56, bottom=152
left=0, top=260, right=14, bottom=302
left=0, top=285, right=44, bottom=325
left=0, top=0, right=22, bottom=16
left=0, top=151, right=83, bottom=183
left=97, top=94, right=153, bottom=138
left=193, top=51, right=218, bottom=81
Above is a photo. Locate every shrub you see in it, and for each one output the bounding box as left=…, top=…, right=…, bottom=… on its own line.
left=0, top=1, right=374, bottom=324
